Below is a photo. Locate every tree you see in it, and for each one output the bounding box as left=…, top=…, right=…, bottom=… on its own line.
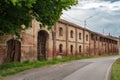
left=0, top=0, right=77, bottom=38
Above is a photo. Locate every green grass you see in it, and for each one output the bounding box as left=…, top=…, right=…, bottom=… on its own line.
left=111, top=58, right=120, bottom=80
left=0, top=55, right=95, bottom=77
left=0, top=55, right=117, bottom=77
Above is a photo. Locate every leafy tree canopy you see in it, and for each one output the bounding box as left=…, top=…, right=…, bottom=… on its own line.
left=0, top=0, right=78, bottom=38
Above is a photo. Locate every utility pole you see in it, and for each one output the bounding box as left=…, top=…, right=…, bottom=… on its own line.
left=83, top=13, right=100, bottom=55
left=103, top=29, right=104, bottom=34
left=84, top=20, right=86, bottom=28
left=84, top=13, right=99, bottom=28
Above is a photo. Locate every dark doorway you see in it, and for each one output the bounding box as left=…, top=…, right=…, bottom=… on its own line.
left=37, top=30, right=48, bottom=60
left=7, top=39, right=21, bottom=62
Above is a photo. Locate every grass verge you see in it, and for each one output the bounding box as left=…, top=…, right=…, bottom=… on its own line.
left=111, top=58, right=120, bottom=80
left=0, top=55, right=95, bottom=77
left=0, top=55, right=117, bottom=77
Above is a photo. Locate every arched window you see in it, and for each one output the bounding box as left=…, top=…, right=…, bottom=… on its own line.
left=70, top=45, right=73, bottom=53
left=79, top=45, right=81, bottom=53
left=79, top=33, right=81, bottom=40
left=59, top=44, right=63, bottom=53
left=86, top=35, right=88, bottom=41
left=70, top=30, right=73, bottom=38
left=59, top=27, right=63, bottom=36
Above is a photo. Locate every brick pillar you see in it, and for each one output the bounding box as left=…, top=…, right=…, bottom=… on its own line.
left=53, top=24, right=57, bottom=58
left=98, top=36, right=100, bottom=55
left=94, top=35, right=96, bottom=55
left=66, top=24, right=68, bottom=56
left=88, top=32, right=91, bottom=55
left=75, top=28, right=77, bottom=56
left=89, top=33, right=91, bottom=56
left=83, top=29, right=85, bottom=55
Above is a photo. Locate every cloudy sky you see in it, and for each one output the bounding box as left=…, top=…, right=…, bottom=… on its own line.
left=61, top=0, right=120, bottom=37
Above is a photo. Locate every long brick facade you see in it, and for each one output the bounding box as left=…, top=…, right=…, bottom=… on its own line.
left=0, top=19, right=119, bottom=64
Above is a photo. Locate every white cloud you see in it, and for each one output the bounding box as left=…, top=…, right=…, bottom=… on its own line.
left=61, top=0, right=120, bottom=36
left=77, top=0, right=120, bottom=11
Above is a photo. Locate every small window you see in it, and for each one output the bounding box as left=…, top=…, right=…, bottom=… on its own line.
left=86, top=35, right=88, bottom=41
left=70, top=45, right=73, bottom=53
left=59, top=27, right=63, bottom=36
left=59, top=44, right=63, bottom=53
left=79, top=33, right=81, bottom=40
left=79, top=45, right=81, bottom=53
left=70, top=30, right=73, bottom=38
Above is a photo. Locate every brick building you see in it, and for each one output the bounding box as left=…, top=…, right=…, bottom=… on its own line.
left=0, top=19, right=118, bottom=64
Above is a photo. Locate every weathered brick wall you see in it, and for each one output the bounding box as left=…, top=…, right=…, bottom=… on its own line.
left=68, top=25, right=76, bottom=42
left=20, top=20, right=36, bottom=62
left=77, top=29, right=83, bottom=43
left=77, top=43, right=83, bottom=55
left=56, top=41, right=66, bottom=56
left=55, top=21, right=91, bottom=56
left=0, top=35, right=14, bottom=64
left=55, top=22, right=67, bottom=57
left=84, top=31, right=90, bottom=55
left=56, top=23, right=66, bottom=41
left=84, top=31, right=89, bottom=44
left=67, top=26, right=76, bottom=56
left=76, top=29, right=84, bottom=55
left=21, top=19, right=53, bottom=61
left=0, top=46, right=6, bottom=64
left=0, top=19, right=119, bottom=64
left=0, top=19, right=54, bottom=64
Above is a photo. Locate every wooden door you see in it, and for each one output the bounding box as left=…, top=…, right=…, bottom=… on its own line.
left=37, top=31, right=48, bottom=60
left=7, top=39, right=21, bottom=62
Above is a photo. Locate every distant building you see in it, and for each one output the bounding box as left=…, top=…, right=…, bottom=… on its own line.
left=0, top=19, right=119, bottom=64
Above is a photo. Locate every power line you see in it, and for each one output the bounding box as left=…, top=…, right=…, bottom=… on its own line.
left=61, top=16, right=83, bottom=24
left=84, top=12, right=101, bottom=28
left=63, top=12, right=83, bottom=22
